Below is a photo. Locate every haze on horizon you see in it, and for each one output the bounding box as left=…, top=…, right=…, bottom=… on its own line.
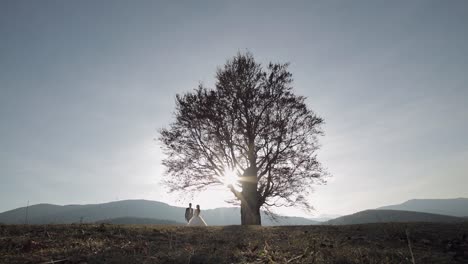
left=1, top=0, right=467, bottom=217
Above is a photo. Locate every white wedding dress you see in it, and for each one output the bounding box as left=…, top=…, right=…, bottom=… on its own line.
left=187, top=209, right=207, bottom=226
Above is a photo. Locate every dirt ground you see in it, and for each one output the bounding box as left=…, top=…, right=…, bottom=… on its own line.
left=1, top=222, right=467, bottom=263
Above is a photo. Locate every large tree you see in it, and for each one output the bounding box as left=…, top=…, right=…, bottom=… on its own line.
left=159, top=53, right=327, bottom=225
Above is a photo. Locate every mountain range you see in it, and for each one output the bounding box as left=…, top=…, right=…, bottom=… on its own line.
left=1, top=198, right=467, bottom=225
left=0, top=200, right=319, bottom=226
left=377, top=198, right=468, bottom=217
left=326, top=209, right=466, bottom=225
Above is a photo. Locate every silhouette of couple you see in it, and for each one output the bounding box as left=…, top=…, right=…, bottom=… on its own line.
left=185, top=203, right=207, bottom=226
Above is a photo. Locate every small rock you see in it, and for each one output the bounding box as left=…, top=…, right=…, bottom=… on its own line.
left=421, top=239, right=431, bottom=245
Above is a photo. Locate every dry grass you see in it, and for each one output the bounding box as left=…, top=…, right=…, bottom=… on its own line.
left=1, top=222, right=467, bottom=263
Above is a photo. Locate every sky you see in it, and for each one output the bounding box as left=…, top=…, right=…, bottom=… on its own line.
left=1, top=0, right=467, bottom=218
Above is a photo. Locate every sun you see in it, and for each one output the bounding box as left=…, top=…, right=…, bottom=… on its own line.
left=196, top=168, right=241, bottom=206
left=222, top=168, right=240, bottom=188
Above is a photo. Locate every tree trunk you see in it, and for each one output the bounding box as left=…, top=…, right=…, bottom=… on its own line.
left=240, top=198, right=261, bottom=225
left=240, top=167, right=261, bottom=225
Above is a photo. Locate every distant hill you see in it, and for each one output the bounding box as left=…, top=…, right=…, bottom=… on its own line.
left=0, top=200, right=180, bottom=225
left=377, top=198, right=468, bottom=217
left=308, top=214, right=342, bottom=222
left=0, top=200, right=319, bottom=226
left=326, top=209, right=466, bottom=225
left=96, top=217, right=184, bottom=225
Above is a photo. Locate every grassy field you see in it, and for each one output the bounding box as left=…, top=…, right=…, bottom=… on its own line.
left=1, top=222, right=467, bottom=263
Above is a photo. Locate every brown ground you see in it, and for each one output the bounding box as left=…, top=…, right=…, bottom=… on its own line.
left=1, top=222, right=467, bottom=263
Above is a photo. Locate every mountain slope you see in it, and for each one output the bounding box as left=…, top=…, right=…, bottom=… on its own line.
left=377, top=198, right=468, bottom=217
left=0, top=200, right=182, bottom=225
left=0, top=200, right=319, bottom=226
left=326, top=209, right=466, bottom=225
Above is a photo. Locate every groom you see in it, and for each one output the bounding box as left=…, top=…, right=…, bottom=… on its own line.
left=185, top=203, right=193, bottom=223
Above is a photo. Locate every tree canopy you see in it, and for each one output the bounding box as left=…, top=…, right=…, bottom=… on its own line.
left=159, top=52, right=327, bottom=225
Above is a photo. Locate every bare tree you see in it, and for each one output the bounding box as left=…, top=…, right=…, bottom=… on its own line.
left=159, top=52, right=327, bottom=225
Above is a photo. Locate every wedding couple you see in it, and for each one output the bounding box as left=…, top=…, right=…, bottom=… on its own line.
left=184, top=203, right=208, bottom=226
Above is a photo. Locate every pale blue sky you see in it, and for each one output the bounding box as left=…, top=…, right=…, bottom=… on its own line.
left=1, top=0, right=467, bottom=217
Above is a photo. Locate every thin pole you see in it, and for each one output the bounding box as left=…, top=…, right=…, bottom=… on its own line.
left=25, top=200, right=29, bottom=225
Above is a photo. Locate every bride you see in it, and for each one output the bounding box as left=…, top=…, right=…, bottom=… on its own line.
left=187, top=205, right=207, bottom=226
